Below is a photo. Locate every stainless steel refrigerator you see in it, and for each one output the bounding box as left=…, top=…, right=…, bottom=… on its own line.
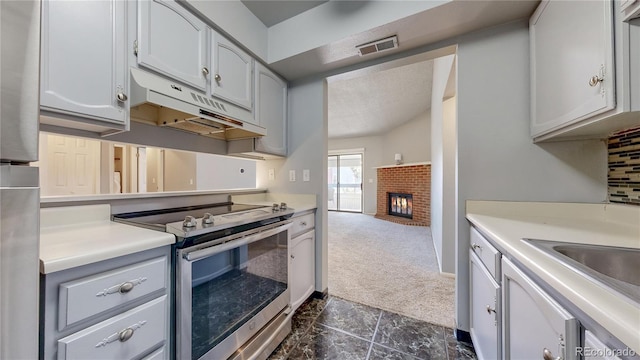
left=0, top=1, right=41, bottom=359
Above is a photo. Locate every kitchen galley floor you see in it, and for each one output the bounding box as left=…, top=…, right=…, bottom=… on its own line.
left=327, top=211, right=455, bottom=329
left=268, top=296, right=476, bottom=360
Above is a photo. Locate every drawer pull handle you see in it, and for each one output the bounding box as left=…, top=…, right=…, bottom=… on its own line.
left=485, top=305, right=496, bottom=314
left=119, top=282, right=134, bottom=294
left=472, top=243, right=482, bottom=250
left=119, top=328, right=134, bottom=342
left=542, top=347, right=561, bottom=360
left=95, top=320, right=147, bottom=348
left=96, top=277, right=147, bottom=297
left=300, top=221, right=307, bottom=226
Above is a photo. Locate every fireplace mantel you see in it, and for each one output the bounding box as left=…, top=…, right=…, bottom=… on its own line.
left=373, top=161, right=431, bottom=169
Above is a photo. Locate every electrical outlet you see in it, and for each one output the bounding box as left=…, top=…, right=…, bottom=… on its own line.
left=189, top=179, right=193, bottom=185
left=268, top=168, right=275, bottom=181
left=303, top=169, right=310, bottom=182
left=289, top=170, right=296, bottom=182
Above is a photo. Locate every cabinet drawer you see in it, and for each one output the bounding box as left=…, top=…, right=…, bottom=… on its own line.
left=58, top=256, right=168, bottom=330
left=57, top=296, right=167, bottom=360
left=470, top=227, right=501, bottom=280
left=142, top=346, right=166, bottom=360
left=291, top=213, right=314, bottom=237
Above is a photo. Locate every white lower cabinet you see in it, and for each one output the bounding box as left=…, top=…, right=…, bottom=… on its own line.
left=583, top=331, right=623, bottom=360
left=289, top=211, right=316, bottom=312
left=502, top=257, right=580, bottom=360
left=57, top=296, right=167, bottom=360
left=469, top=251, right=500, bottom=360
left=40, top=247, right=171, bottom=360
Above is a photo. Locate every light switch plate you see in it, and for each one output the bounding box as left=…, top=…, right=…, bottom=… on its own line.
left=289, top=170, right=296, bottom=182
left=303, top=169, right=310, bottom=182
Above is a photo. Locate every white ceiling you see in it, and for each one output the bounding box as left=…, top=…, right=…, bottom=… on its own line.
left=240, top=0, right=538, bottom=139
left=328, top=60, right=433, bottom=139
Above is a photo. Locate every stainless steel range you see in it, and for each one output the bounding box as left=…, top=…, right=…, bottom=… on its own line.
left=114, top=202, right=295, bottom=360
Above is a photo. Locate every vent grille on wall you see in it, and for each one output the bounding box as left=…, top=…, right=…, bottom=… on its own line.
left=356, top=35, right=398, bottom=56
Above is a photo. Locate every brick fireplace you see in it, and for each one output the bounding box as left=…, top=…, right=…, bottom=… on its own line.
left=375, top=163, right=430, bottom=226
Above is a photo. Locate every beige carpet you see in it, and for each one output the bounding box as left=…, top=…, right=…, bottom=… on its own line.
left=328, top=212, right=455, bottom=329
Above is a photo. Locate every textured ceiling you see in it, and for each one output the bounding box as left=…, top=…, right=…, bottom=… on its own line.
left=328, top=60, right=433, bottom=139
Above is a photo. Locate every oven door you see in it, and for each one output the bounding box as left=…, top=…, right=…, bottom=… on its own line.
left=177, top=220, right=292, bottom=360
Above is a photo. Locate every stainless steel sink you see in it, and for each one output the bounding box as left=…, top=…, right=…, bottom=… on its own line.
left=524, top=239, right=640, bottom=303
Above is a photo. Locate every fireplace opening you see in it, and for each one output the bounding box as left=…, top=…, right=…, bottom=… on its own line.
left=388, top=193, right=413, bottom=219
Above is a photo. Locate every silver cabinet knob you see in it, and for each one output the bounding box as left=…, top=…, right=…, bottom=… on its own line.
left=183, top=216, right=197, bottom=228
left=300, top=221, right=307, bottom=226
left=290, top=254, right=295, bottom=259
left=203, top=213, right=214, bottom=225
left=472, top=243, right=482, bottom=250
left=214, top=74, right=222, bottom=82
left=542, top=348, right=558, bottom=360
left=119, top=282, right=134, bottom=294
left=118, top=328, right=134, bottom=342
left=486, top=305, right=496, bottom=314
left=588, top=75, right=604, bottom=87
left=116, top=92, right=128, bottom=102
left=202, top=67, right=209, bottom=76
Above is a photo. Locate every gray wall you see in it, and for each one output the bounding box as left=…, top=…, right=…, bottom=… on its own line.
left=196, top=154, right=257, bottom=190
left=163, top=150, right=197, bottom=191
left=328, top=111, right=431, bottom=214
left=455, top=21, right=607, bottom=332
left=257, top=79, right=328, bottom=292
left=430, top=55, right=456, bottom=275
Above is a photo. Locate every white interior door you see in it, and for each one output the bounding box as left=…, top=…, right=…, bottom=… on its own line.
left=43, top=134, right=100, bottom=196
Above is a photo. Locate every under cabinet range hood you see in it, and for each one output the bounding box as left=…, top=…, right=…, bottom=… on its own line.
left=129, top=68, right=266, bottom=140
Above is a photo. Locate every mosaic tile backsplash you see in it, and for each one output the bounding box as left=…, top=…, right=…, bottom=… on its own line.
left=608, top=127, right=640, bottom=205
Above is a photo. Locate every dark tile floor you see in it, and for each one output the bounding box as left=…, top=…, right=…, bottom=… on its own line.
left=268, top=296, right=476, bottom=360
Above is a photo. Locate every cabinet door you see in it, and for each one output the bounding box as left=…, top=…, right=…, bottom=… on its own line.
left=211, top=32, right=253, bottom=111
left=470, top=251, right=500, bottom=360
left=502, top=258, right=580, bottom=360
left=137, top=0, right=208, bottom=91
left=290, top=230, right=315, bottom=311
left=530, top=0, right=615, bottom=137
left=254, top=63, right=287, bottom=156
left=40, top=0, right=127, bottom=125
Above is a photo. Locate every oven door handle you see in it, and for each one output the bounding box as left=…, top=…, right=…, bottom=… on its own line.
left=183, top=220, right=293, bottom=262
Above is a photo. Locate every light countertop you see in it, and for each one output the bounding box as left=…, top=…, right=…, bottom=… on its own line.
left=466, top=200, right=640, bottom=353
left=232, top=193, right=317, bottom=213
left=40, top=204, right=175, bottom=274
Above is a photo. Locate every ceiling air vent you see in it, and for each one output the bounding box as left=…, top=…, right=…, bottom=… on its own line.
left=356, top=35, right=398, bottom=56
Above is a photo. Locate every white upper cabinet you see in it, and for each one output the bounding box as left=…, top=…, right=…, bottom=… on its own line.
left=137, top=0, right=208, bottom=92
left=40, top=0, right=128, bottom=132
left=530, top=0, right=640, bottom=141
left=621, top=0, right=640, bottom=21
left=530, top=0, right=615, bottom=139
left=211, top=32, right=253, bottom=111
left=254, top=63, right=287, bottom=156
